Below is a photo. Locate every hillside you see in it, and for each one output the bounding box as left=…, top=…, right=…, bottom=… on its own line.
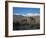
left=13, top=15, right=40, bottom=24
left=13, top=15, right=40, bottom=30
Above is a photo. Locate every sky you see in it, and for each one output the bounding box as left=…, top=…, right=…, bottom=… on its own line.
left=13, top=7, right=40, bottom=16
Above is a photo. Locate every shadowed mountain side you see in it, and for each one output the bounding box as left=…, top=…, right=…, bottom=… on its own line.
left=13, top=15, right=40, bottom=30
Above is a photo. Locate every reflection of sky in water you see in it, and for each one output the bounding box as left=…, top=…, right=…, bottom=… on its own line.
left=13, top=7, right=40, bottom=16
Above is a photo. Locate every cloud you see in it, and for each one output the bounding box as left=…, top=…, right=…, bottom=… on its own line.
left=25, top=13, right=40, bottom=16
left=14, top=13, right=40, bottom=17
left=22, top=13, right=40, bottom=17
left=13, top=13, right=21, bottom=15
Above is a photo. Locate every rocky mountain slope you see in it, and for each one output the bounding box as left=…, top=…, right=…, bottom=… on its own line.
left=13, top=15, right=40, bottom=24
